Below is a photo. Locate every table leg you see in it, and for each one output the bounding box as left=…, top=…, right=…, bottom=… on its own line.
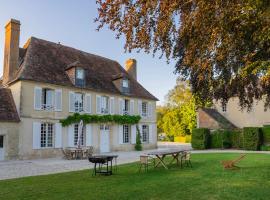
left=155, top=155, right=168, bottom=169
left=170, top=153, right=180, bottom=166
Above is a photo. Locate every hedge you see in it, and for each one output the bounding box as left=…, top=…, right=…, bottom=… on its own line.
left=210, top=130, right=232, bottom=149
left=231, top=129, right=244, bottom=149
left=191, top=128, right=210, bottom=150
left=243, top=127, right=262, bottom=150
left=261, top=127, right=270, bottom=145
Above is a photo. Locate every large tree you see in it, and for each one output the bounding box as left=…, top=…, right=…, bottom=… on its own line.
left=95, top=0, right=270, bottom=110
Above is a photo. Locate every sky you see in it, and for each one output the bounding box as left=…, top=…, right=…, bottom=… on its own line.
left=0, top=0, right=177, bottom=104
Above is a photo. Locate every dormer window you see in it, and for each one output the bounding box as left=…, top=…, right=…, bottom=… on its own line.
left=75, top=67, right=85, bottom=87
left=122, top=79, right=130, bottom=93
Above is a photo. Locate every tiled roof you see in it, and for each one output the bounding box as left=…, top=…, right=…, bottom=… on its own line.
left=0, top=88, right=20, bottom=122
left=201, top=108, right=237, bottom=129
left=11, top=37, right=158, bottom=101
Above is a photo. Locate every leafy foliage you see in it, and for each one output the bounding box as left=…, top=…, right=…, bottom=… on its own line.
left=96, top=0, right=270, bottom=109
left=242, top=127, right=262, bottom=150
left=60, top=113, right=141, bottom=127
left=261, top=127, right=270, bottom=145
left=191, top=128, right=210, bottom=150
left=210, top=130, right=232, bottom=149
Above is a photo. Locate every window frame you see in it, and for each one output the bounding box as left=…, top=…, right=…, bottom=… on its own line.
left=40, top=123, right=54, bottom=148
left=75, top=67, right=85, bottom=87
left=41, top=88, right=54, bottom=111
left=141, top=102, right=148, bottom=117
left=74, top=123, right=85, bottom=146
left=101, top=96, right=109, bottom=114
left=74, top=92, right=84, bottom=112
left=141, top=125, right=149, bottom=143
left=123, top=125, right=130, bottom=144
left=222, top=104, right=227, bottom=112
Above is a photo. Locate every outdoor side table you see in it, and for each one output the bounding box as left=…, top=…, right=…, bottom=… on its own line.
left=89, top=155, right=118, bottom=176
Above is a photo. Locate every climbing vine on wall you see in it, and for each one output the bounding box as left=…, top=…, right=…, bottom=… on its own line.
left=60, top=113, right=141, bottom=127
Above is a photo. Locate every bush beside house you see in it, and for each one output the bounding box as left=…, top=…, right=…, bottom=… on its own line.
left=191, top=127, right=268, bottom=151
left=191, top=128, right=210, bottom=150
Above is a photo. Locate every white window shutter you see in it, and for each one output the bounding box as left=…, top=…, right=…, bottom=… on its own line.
left=68, top=125, right=75, bottom=147
left=55, top=89, right=62, bottom=111
left=130, top=100, right=134, bottom=115
left=33, top=122, right=41, bottom=149
left=69, top=92, right=75, bottom=112
left=86, top=124, right=92, bottom=146
left=148, top=102, right=152, bottom=118
left=110, top=97, right=115, bottom=114
left=119, top=98, right=123, bottom=115
left=138, top=100, right=142, bottom=116
left=96, top=95, right=101, bottom=114
left=131, top=125, right=136, bottom=144
left=34, top=87, right=42, bottom=110
left=149, top=124, right=153, bottom=143
left=55, top=123, right=62, bottom=148
left=118, top=125, right=123, bottom=144
left=85, top=94, right=92, bottom=113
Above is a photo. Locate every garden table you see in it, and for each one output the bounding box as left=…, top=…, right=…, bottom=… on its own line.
left=148, top=149, right=184, bottom=169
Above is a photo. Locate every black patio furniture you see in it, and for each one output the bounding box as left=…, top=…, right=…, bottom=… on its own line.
left=88, top=155, right=118, bottom=176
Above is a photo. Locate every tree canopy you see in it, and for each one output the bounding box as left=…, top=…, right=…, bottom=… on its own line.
left=96, top=0, right=270, bottom=110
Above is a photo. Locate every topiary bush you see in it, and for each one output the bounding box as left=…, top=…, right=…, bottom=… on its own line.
left=210, top=130, right=232, bottom=149
left=135, top=125, right=142, bottom=151
left=260, top=145, right=270, bottom=151
left=261, top=127, right=270, bottom=145
left=231, top=129, right=243, bottom=149
left=191, top=128, right=210, bottom=150
left=243, top=127, right=262, bottom=150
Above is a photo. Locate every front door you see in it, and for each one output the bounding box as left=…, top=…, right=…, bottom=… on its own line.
left=100, top=125, right=110, bottom=153
left=0, top=136, right=4, bottom=161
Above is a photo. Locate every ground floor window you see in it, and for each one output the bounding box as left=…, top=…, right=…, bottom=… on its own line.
left=123, top=125, right=130, bottom=143
left=142, top=125, right=149, bottom=143
left=40, top=123, right=54, bottom=148
left=74, top=124, right=85, bottom=146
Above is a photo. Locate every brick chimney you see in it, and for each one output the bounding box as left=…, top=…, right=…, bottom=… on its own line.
left=2, top=19, right=21, bottom=85
left=125, top=58, right=137, bottom=80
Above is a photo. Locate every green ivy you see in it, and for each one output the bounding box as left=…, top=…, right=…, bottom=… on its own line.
left=60, top=113, right=141, bottom=127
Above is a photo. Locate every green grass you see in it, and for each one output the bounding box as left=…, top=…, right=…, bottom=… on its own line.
left=1, top=153, right=270, bottom=200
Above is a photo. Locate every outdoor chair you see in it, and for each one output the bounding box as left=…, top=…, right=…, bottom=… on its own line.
left=181, top=151, right=192, bottom=168
left=138, top=155, right=155, bottom=172
left=62, top=148, right=74, bottom=160
left=85, top=146, right=94, bottom=158
left=221, top=154, right=246, bottom=169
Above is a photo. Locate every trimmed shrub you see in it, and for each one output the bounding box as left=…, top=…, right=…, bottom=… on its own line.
left=210, top=130, right=223, bottom=148
left=231, top=129, right=243, bottom=149
left=261, top=127, right=270, bottom=145
left=243, top=127, right=262, bottom=150
left=191, top=128, right=210, bottom=150
left=260, top=145, right=270, bottom=151
left=210, top=130, right=232, bottom=149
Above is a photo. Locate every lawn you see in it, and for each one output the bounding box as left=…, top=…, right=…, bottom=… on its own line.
left=1, top=153, right=270, bottom=200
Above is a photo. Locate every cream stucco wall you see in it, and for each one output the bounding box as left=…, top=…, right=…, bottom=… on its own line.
left=0, top=122, right=19, bottom=160
left=215, top=98, right=270, bottom=128
left=8, top=80, right=157, bottom=159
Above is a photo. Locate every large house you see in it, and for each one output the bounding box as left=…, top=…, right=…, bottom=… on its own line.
left=0, top=19, right=158, bottom=160
left=197, top=99, right=270, bottom=130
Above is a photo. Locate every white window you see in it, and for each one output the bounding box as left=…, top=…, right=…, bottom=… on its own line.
left=142, top=102, right=148, bottom=117
left=74, top=124, right=85, bottom=146
left=74, top=93, right=84, bottom=112
left=101, top=96, right=109, bottom=114
left=123, top=99, right=129, bottom=115
left=41, top=88, right=54, bottom=111
left=142, top=125, right=149, bottom=143
left=222, top=104, right=227, bottom=112
left=75, top=68, right=85, bottom=87
left=123, top=125, right=130, bottom=143
left=123, top=79, right=129, bottom=88
left=40, top=123, right=54, bottom=148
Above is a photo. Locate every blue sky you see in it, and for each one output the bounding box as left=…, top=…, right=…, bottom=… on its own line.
left=0, top=0, right=177, bottom=104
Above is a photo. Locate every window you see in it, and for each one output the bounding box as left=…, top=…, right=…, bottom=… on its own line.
left=41, top=88, right=54, bottom=110
left=74, top=124, right=85, bottom=146
left=222, top=104, right=227, bottom=112
left=142, top=125, right=149, bottom=143
left=75, top=68, right=85, bottom=87
left=101, top=96, right=109, bottom=114
left=123, top=99, right=129, bottom=115
left=142, top=102, right=148, bottom=117
left=74, top=93, right=84, bottom=112
left=40, top=123, right=54, bottom=148
left=123, top=125, right=130, bottom=143
left=0, top=136, right=3, bottom=148
left=122, top=79, right=130, bottom=93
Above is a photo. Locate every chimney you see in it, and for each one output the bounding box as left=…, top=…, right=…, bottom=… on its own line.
left=2, top=19, right=21, bottom=85
left=125, top=58, right=137, bottom=80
